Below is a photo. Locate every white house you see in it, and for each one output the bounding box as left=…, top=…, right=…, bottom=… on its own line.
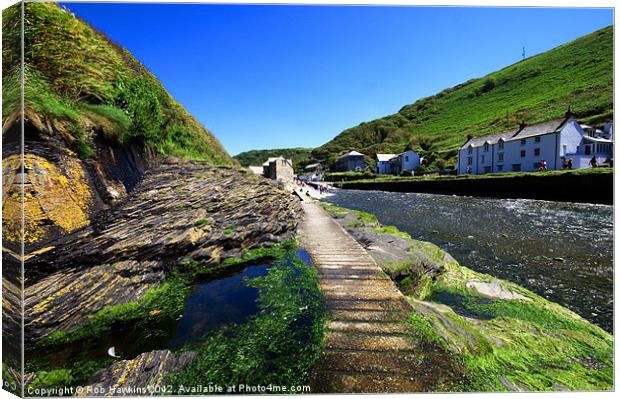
left=457, top=117, right=613, bottom=175
left=376, top=150, right=420, bottom=175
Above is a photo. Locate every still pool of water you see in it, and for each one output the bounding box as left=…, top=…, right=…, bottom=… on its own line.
left=169, top=264, right=269, bottom=348
left=32, top=261, right=274, bottom=367
left=324, top=190, right=613, bottom=332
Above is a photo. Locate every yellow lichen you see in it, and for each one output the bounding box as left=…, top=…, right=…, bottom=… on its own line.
left=2, top=152, right=93, bottom=246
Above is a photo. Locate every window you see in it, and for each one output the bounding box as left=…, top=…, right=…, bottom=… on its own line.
left=498, top=140, right=504, bottom=150
left=484, top=166, right=492, bottom=173
left=468, top=146, right=473, bottom=155
left=512, top=164, right=521, bottom=172
left=498, top=152, right=504, bottom=162
left=597, top=143, right=612, bottom=153
left=562, top=145, right=567, bottom=156
left=405, top=156, right=409, bottom=162
left=535, top=136, right=541, bottom=143
left=481, top=155, right=485, bottom=163
left=497, top=165, right=503, bottom=172
left=534, top=148, right=540, bottom=156
left=467, top=157, right=472, bottom=165
left=484, top=142, right=489, bottom=152
left=521, top=139, right=527, bottom=146
left=520, top=150, right=526, bottom=157
left=533, top=162, right=541, bottom=169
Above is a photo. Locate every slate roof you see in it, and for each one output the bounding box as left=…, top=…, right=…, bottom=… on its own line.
left=511, top=118, right=568, bottom=140
left=376, top=154, right=396, bottom=162
left=460, top=129, right=518, bottom=149
left=336, top=150, right=365, bottom=160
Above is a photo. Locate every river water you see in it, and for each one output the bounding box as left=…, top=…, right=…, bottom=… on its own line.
left=323, top=190, right=614, bottom=333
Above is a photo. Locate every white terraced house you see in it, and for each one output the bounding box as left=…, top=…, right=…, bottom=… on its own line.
left=457, top=117, right=613, bottom=175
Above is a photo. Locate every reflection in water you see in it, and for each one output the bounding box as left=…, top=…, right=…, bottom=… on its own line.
left=324, top=190, right=613, bottom=332
left=33, top=262, right=272, bottom=367
left=170, top=265, right=269, bottom=348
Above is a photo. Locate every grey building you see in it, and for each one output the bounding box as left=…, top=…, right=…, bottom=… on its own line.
left=334, top=151, right=368, bottom=172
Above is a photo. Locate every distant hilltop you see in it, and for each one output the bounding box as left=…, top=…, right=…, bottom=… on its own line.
left=311, top=25, right=613, bottom=171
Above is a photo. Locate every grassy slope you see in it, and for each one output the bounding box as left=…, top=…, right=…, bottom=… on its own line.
left=234, top=147, right=314, bottom=172
left=2, top=3, right=234, bottom=165
left=313, top=26, right=613, bottom=167
left=320, top=203, right=613, bottom=392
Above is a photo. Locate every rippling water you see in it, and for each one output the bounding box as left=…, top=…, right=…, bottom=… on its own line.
left=324, top=190, right=614, bottom=332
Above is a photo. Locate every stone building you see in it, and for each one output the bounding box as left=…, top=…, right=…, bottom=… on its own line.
left=262, top=156, right=294, bottom=183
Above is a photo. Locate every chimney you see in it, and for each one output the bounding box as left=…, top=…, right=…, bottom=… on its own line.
left=519, top=121, right=527, bottom=130
left=565, top=105, right=574, bottom=119
left=467, top=134, right=474, bottom=141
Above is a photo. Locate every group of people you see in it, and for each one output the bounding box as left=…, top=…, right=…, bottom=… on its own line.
left=538, top=159, right=548, bottom=171
left=317, top=183, right=330, bottom=195
left=561, top=157, right=574, bottom=169
left=295, top=178, right=330, bottom=197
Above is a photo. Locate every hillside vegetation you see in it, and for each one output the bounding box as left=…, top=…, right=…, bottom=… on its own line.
left=2, top=3, right=233, bottom=165
left=312, top=26, right=613, bottom=169
left=234, top=147, right=314, bottom=172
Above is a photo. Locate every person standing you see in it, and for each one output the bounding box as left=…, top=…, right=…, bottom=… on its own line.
left=589, top=155, right=598, bottom=168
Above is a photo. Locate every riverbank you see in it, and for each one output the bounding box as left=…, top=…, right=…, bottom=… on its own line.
left=329, top=168, right=613, bottom=204
left=323, top=190, right=613, bottom=332
left=319, top=202, right=613, bottom=391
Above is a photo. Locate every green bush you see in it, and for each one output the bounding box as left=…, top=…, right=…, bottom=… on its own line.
left=114, top=76, right=164, bottom=143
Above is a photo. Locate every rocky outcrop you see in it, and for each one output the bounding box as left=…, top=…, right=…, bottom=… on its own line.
left=20, top=159, right=301, bottom=342
left=2, top=117, right=155, bottom=255
left=79, top=350, right=196, bottom=396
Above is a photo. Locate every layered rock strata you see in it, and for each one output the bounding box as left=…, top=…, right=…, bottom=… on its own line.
left=17, top=159, right=300, bottom=342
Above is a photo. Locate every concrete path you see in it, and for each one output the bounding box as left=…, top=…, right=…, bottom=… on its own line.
left=299, top=200, right=430, bottom=393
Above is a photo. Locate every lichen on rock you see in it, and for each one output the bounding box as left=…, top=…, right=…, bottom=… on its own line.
left=2, top=152, right=92, bottom=244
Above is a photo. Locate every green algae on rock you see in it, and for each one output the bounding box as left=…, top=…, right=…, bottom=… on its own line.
left=319, top=202, right=613, bottom=392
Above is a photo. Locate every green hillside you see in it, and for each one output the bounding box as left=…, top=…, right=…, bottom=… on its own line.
left=2, top=2, right=233, bottom=165
left=312, top=26, right=613, bottom=169
left=234, top=147, right=314, bottom=173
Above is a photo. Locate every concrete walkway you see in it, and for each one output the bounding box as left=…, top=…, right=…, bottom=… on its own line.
left=299, top=200, right=430, bottom=393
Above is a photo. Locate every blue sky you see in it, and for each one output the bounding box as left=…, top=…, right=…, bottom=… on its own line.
left=61, top=3, right=613, bottom=155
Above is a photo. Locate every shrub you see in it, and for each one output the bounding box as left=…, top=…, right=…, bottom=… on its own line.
left=114, top=76, right=164, bottom=143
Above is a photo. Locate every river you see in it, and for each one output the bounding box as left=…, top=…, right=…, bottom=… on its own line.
left=323, top=190, right=613, bottom=333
